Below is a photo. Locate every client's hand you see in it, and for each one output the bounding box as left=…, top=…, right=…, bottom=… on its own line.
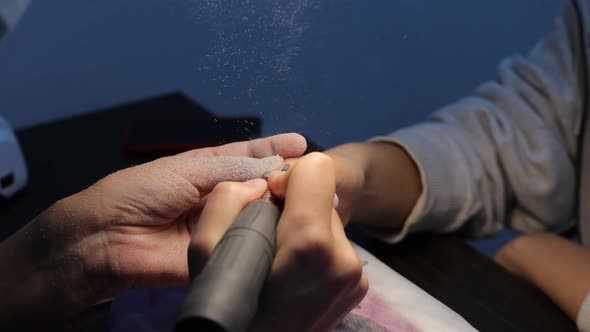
left=494, top=233, right=590, bottom=321
left=189, top=152, right=369, bottom=332
left=0, top=133, right=306, bottom=330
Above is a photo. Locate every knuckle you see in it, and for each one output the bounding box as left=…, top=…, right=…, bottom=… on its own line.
left=289, top=230, right=333, bottom=268
left=331, top=252, right=364, bottom=288
left=354, top=274, right=369, bottom=302
left=340, top=255, right=364, bottom=282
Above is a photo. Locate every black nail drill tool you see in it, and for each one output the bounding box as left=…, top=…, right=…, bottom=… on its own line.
left=175, top=191, right=281, bottom=332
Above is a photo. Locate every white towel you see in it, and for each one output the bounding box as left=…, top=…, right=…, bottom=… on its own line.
left=578, top=292, right=590, bottom=332
left=340, top=243, right=478, bottom=331
left=110, top=242, right=478, bottom=332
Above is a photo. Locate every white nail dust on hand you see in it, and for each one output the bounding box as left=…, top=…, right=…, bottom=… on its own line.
left=182, top=155, right=284, bottom=192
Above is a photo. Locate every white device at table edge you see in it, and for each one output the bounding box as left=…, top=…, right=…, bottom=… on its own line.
left=0, top=116, right=28, bottom=198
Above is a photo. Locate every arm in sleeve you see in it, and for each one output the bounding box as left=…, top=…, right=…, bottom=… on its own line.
left=578, top=292, right=590, bottom=332
left=371, top=2, right=587, bottom=241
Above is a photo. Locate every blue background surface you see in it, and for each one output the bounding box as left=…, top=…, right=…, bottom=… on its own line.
left=0, top=0, right=564, bottom=255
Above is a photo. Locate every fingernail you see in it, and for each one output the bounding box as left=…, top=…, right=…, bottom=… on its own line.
left=333, top=193, right=339, bottom=209
left=281, top=163, right=290, bottom=172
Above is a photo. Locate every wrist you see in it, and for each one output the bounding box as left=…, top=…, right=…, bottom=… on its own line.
left=36, top=193, right=112, bottom=306
left=327, top=142, right=421, bottom=229
left=0, top=193, right=109, bottom=329
left=325, top=143, right=368, bottom=225
left=51, top=191, right=115, bottom=304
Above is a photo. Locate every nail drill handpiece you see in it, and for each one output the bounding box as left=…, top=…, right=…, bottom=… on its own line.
left=175, top=191, right=280, bottom=332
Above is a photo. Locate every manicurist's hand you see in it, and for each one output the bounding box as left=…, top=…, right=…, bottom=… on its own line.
left=0, top=133, right=306, bottom=331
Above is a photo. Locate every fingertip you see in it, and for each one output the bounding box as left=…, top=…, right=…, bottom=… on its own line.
left=292, top=133, right=308, bottom=155
left=275, top=133, right=308, bottom=158
left=266, top=160, right=294, bottom=198
left=267, top=170, right=288, bottom=199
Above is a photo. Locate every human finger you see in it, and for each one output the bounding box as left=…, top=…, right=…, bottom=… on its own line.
left=311, top=210, right=368, bottom=331
left=178, top=133, right=307, bottom=159
left=267, top=158, right=339, bottom=209
left=187, top=178, right=268, bottom=275
left=157, top=155, right=283, bottom=192
left=274, top=152, right=336, bottom=267
left=96, top=155, right=281, bottom=228
left=259, top=208, right=363, bottom=331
